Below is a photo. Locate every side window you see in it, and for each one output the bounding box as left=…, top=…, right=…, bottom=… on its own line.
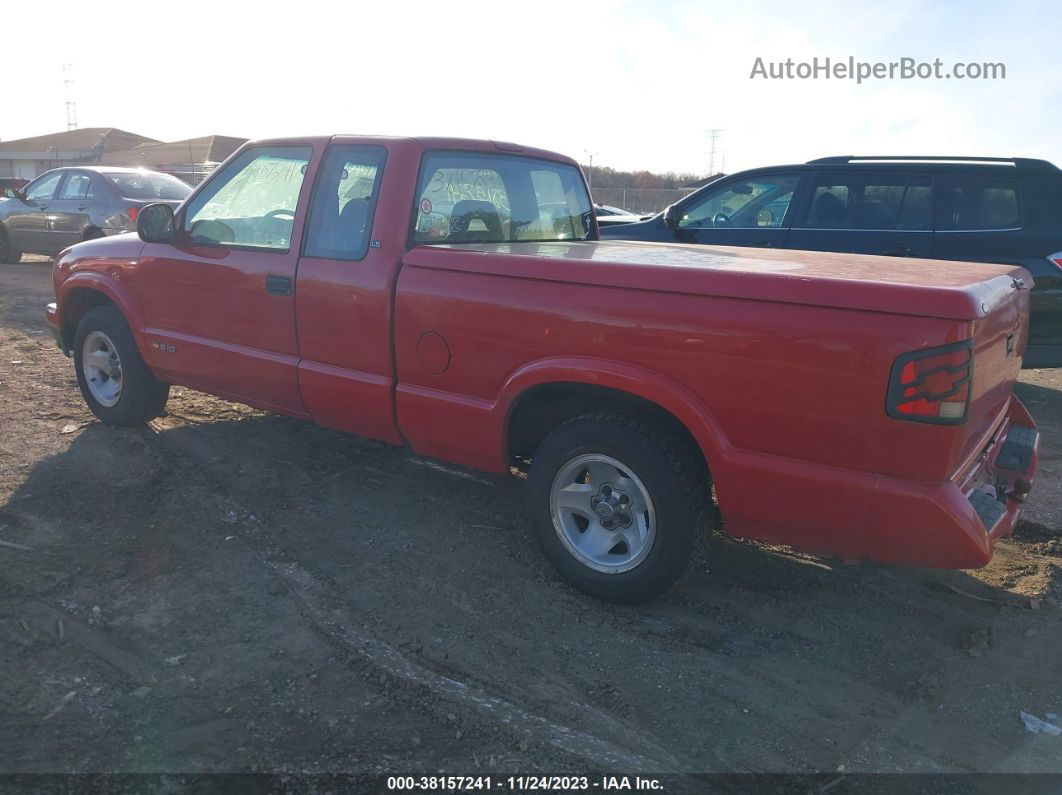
left=25, top=172, right=64, bottom=201
left=801, top=173, right=931, bottom=230
left=678, top=174, right=801, bottom=229
left=183, top=146, right=312, bottom=250
left=303, top=145, right=387, bottom=261
left=935, top=176, right=1021, bottom=230
left=59, top=173, right=94, bottom=200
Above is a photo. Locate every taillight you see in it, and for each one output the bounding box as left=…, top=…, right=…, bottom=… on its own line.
left=1048, top=251, right=1062, bottom=273
left=886, top=341, right=973, bottom=425
left=127, top=207, right=140, bottom=221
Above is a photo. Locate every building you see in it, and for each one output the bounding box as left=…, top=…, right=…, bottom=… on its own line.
left=97, top=135, right=247, bottom=184
left=0, top=128, right=247, bottom=185
left=0, top=128, right=158, bottom=180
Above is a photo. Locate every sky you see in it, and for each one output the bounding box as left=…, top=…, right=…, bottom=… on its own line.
left=3, top=0, right=1060, bottom=175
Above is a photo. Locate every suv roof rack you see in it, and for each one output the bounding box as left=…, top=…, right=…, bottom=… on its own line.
left=806, top=155, right=1058, bottom=171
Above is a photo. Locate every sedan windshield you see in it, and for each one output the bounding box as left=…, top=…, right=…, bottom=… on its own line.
left=104, top=172, right=191, bottom=201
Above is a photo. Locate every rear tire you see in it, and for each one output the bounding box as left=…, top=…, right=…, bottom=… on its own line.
left=0, top=224, right=22, bottom=264
left=526, top=412, right=712, bottom=604
left=73, top=305, right=169, bottom=426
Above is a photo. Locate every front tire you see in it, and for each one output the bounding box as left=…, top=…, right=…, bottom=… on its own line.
left=73, top=305, right=169, bottom=426
left=526, top=412, right=712, bottom=604
left=0, top=224, right=22, bottom=264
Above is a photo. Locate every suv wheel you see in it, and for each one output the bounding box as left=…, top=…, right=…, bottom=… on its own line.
left=73, top=305, right=169, bottom=426
left=526, top=412, right=712, bottom=603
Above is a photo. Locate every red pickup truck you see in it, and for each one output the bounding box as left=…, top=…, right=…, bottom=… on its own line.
left=45, top=135, right=1039, bottom=602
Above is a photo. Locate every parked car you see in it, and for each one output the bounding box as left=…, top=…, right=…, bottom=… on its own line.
left=600, top=156, right=1062, bottom=368
left=0, top=177, right=29, bottom=195
left=45, top=136, right=1038, bottom=603
left=594, top=203, right=646, bottom=226
left=0, top=166, right=191, bottom=262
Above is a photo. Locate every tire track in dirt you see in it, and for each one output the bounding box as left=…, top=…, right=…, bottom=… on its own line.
left=141, top=421, right=689, bottom=774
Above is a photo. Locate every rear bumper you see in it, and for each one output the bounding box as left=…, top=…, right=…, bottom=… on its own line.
left=716, top=397, right=1039, bottom=568
left=956, top=397, right=1038, bottom=550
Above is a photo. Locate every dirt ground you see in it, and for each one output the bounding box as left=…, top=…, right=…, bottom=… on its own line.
left=1, top=256, right=1061, bottom=779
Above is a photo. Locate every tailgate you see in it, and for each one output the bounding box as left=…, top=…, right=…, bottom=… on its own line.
left=956, top=271, right=1031, bottom=473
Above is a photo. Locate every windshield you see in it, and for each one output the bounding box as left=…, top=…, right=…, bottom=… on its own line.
left=103, top=172, right=191, bottom=201
left=412, top=152, right=593, bottom=244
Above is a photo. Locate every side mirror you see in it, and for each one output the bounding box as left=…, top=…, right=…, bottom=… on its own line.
left=137, top=203, right=176, bottom=243
left=663, top=204, right=682, bottom=229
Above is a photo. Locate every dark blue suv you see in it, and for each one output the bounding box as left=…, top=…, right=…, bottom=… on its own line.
left=600, top=156, right=1062, bottom=368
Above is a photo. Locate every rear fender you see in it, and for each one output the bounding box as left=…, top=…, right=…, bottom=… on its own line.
left=498, top=356, right=735, bottom=493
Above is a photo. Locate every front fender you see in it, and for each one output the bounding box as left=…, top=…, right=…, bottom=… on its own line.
left=55, top=268, right=148, bottom=361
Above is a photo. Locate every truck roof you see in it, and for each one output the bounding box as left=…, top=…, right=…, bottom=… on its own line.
left=403, top=240, right=1027, bottom=322
left=233, top=135, right=580, bottom=167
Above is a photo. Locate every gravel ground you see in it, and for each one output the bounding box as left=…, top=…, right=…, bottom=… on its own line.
left=1, top=256, right=1060, bottom=778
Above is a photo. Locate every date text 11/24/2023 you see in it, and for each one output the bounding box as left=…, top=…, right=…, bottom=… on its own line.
left=386, top=775, right=664, bottom=790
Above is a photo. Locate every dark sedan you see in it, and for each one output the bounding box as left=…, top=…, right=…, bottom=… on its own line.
left=0, top=166, right=190, bottom=262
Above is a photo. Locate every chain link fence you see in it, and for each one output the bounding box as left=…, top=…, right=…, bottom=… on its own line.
left=589, top=187, right=697, bottom=214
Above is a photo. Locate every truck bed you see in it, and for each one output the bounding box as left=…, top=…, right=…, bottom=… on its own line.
left=404, top=240, right=1027, bottom=321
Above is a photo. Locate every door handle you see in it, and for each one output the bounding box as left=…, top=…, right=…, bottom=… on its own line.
left=77, top=205, right=88, bottom=211
left=883, top=245, right=910, bottom=257
left=265, top=275, right=292, bottom=296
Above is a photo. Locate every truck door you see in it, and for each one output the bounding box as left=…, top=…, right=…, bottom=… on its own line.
left=785, top=171, right=933, bottom=257
left=131, top=145, right=316, bottom=414
left=292, top=141, right=400, bottom=443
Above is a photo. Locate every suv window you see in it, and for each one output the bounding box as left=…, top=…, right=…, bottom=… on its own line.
left=678, top=173, right=800, bottom=229
left=183, top=146, right=312, bottom=250
left=25, top=172, right=63, bottom=201
left=59, top=173, right=94, bottom=200
left=800, top=172, right=931, bottom=230
left=303, top=145, right=387, bottom=261
left=935, top=175, right=1020, bottom=230
left=412, top=152, right=592, bottom=244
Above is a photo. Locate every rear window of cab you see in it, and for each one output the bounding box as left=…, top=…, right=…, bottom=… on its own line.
left=412, top=152, right=593, bottom=244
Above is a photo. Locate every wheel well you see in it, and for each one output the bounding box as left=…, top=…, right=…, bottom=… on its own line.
left=506, top=382, right=708, bottom=472
left=60, top=289, right=116, bottom=351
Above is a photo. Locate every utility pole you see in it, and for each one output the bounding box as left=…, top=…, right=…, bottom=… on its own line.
left=63, top=64, right=78, bottom=131
left=584, top=148, right=598, bottom=190
left=706, top=128, right=725, bottom=175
